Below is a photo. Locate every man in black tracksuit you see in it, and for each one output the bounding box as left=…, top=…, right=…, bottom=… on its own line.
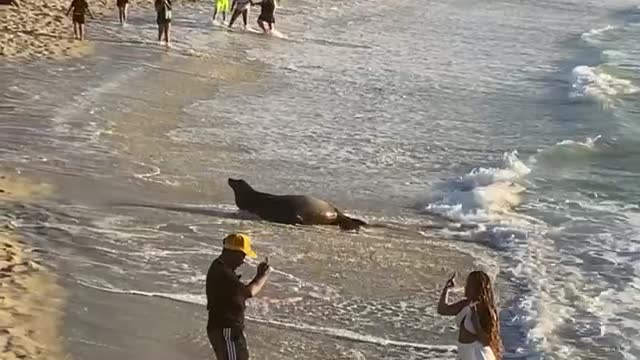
left=206, top=233, right=270, bottom=360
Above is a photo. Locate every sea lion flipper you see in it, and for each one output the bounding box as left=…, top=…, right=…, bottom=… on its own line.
left=336, top=210, right=367, bottom=231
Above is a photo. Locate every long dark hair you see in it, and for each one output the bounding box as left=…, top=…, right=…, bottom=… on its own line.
left=467, top=271, right=503, bottom=359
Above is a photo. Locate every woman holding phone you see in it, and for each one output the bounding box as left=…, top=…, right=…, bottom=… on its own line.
left=437, top=271, right=503, bottom=360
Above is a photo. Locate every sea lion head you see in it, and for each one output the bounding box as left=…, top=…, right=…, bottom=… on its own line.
left=228, top=178, right=255, bottom=209
left=228, top=178, right=254, bottom=194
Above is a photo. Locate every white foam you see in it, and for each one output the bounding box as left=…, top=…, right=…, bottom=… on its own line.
left=262, top=29, right=287, bottom=39
left=580, top=25, right=616, bottom=43
left=489, top=155, right=640, bottom=358
left=530, top=136, right=601, bottom=165
left=569, top=65, right=639, bottom=104
left=76, top=282, right=456, bottom=353
left=464, top=151, right=531, bottom=187
left=131, top=161, right=182, bottom=186
left=80, top=281, right=208, bottom=305
left=554, top=135, right=600, bottom=149
left=417, top=142, right=622, bottom=357
left=250, top=317, right=456, bottom=352
left=421, top=151, right=530, bottom=223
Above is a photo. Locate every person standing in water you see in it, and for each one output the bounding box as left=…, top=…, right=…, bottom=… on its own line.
left=437, top=271, right=503, bottom=360
left=206, top=233, right=271, bottom=360
left=254, top=0, right=276, bottom=33
left=66, top=0, right=94, bottom=40
left=212, top=0, right=230, bottom=24
left=116, top=0, right=128, bottom=25
left=227, top=0, right=252, bottom=30
left=154, top=0, right=172, bottom=46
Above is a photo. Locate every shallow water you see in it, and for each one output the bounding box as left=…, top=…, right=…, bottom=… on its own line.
left=2, top=0, right=640, bottom=359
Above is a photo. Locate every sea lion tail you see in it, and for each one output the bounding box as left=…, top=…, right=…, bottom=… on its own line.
left=336, top=211, right=367, bottom=230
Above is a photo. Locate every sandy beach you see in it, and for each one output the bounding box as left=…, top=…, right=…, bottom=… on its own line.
left=0, top=171, right=66, bottom=360
left=0, top=0, right=157, bottom=59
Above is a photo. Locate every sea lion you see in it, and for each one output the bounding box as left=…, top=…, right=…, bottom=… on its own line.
left=228, top=178, right=366, bottom=230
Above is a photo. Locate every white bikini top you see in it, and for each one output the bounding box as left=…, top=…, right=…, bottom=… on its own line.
left=455, top=301, right=479, bottom=334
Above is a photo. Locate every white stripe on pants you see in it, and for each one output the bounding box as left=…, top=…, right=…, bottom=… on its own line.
left=223, top=328, right=237, bottom=360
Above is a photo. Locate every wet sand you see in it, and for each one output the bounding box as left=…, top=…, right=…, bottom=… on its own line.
left=108, top=53, right=264, bottom=198
left=65, top=276, right=464, bottom=360
left=41, top=47, right=481, bottom=359
left=0, top=171, right=66, bottom=360
left=0, top=3, right=494, bottom=359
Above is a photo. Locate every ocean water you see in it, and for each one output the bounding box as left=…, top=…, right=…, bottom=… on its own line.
left=1, top=0, right=639, bottom=359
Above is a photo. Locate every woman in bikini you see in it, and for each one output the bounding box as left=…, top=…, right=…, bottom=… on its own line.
left=437, top=271, right=503, bottom=360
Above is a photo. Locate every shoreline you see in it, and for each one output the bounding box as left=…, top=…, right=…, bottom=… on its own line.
left=1, top=3, right=504, bottom=358
left=0, top=171, right=66, bottom=360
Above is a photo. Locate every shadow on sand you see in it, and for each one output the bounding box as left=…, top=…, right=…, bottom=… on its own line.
left=108, top=202, right=257, bottom=221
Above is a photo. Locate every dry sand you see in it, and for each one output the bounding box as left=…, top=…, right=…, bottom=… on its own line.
left=0, top=171, right=67, bottom=360
left=0, top=0, right=157, bottom=60
left=0, top=0, right=97, bottom=60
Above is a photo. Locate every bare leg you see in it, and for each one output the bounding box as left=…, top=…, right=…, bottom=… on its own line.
left=164, top=22, right=171, bottom=45
left=257, top=19, right=266, bottom=32
left=78, top=23, right=84, bottom=40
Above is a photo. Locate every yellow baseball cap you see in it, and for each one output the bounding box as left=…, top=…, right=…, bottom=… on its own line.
left=223, top=233, right=257, bottom=258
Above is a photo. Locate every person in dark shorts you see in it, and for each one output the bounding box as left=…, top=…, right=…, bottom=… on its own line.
left=206, top=233, right=270, bottom=360
left=227, top=0, right=252, bottom=30
left=254, top=0, right=276, bottom=33
left=116, top=0, right=128, bottom=25
left=66, top=0, right=94, bottom=40
left=154, top=0, right=172, bottom=45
